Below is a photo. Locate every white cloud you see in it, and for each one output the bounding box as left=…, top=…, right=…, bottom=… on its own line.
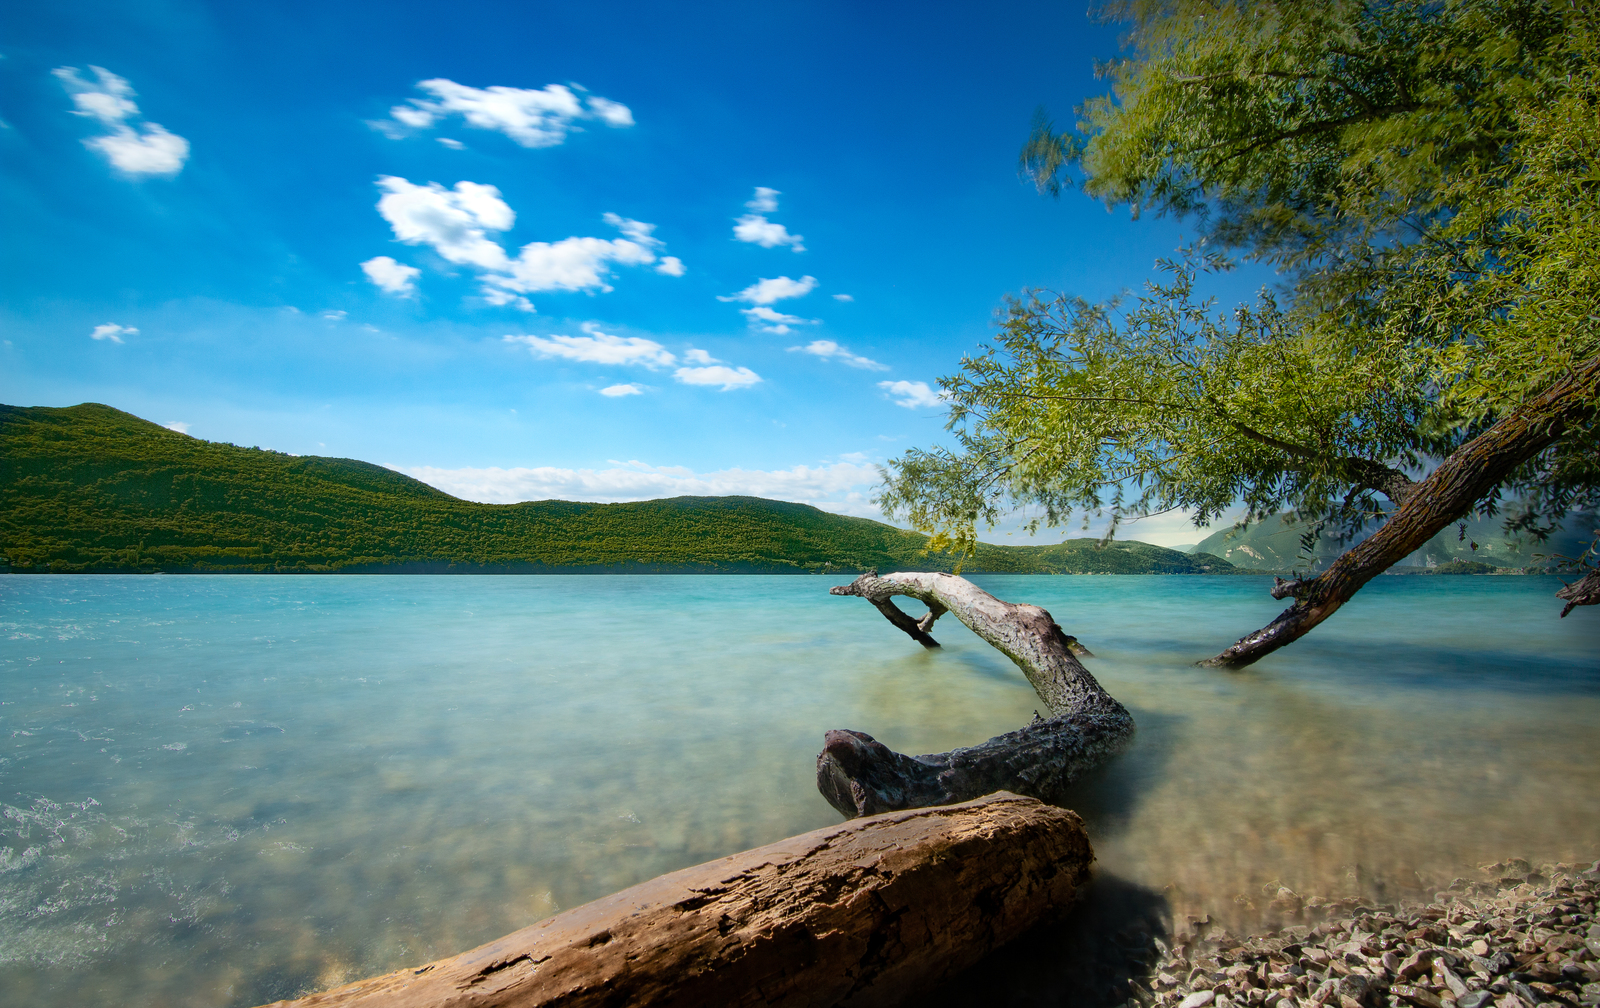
left=163, top=421, right=191, bottom=434
left=372, top=178, right=676, bottom=308
left=789, top=339, right=888, bottom=370
left=321, top=310, right=347, bottom=320
left=746, top=187, right=780, bottom=213
left=733, top=215, right=805, bottom=251
left=654, top=256, right=686, bottom=276
left=585, top=96, right=634, bottom=127
left=382, top=79, right=632, bottom=147
left=483, top=289, right=535, bottom=312
left=90, top=323, right=136, bottom=343
left=878, top=379, right=949, bottom=409
left=832, top=293, right=854, bottom=302
left=600, top=212, right=659, bottom=245
left=437, top=137, right=465, bottom=150
left=504, top=324, right=676, bottom=367
left=733, top=187, right=804, bottom=250
left=376, top=176, right=513, bottom=270
left=54, top=66, right=189, bottom=176
left=674, top=365, right=763, bottom=390
left=405, top=459, right=880, bottom=514
left=599, top=383, right=643, bottom=397
left=719, top=275, right=818, bottom=305
left=495, top=234, right=657, bottom=296
left=682, top=347, right=720, bottom=364
left=740, top=305, right=815, bottom=335
left=361, top=255, right=421, bottom=296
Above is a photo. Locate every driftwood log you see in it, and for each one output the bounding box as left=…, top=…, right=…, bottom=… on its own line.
left=819, top=571, right=1134, bottom=818
left=256, top=792, right=1093, bottom=1008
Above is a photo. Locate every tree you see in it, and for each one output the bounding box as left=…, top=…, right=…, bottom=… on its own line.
left=879, top=0, right=1600, bottom=666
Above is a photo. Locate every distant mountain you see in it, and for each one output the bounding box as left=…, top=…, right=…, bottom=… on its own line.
left=1, top=403, right=1241, bottom=576
left=1193, top=507, right=1596, bottom=573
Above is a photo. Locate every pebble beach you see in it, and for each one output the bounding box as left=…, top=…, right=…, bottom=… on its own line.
left=1144, top=860, right=1600, bottom=1008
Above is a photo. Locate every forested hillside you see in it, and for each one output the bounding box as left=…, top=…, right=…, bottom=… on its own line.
left=0, top=403, right=1238, bottom=575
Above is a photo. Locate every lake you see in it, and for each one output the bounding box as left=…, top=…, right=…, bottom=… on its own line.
left=2, top=573, right=1596, bottom=1007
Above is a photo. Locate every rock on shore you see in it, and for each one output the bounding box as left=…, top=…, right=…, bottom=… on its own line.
left=1142, top=860, right=1600, bottom=1008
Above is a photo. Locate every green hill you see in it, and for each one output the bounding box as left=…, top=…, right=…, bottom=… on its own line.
left=1193, top=507, right=1596, bottom=573
left=0, top=403, right=1240, bottom=575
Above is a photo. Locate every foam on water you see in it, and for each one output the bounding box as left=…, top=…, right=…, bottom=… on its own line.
left=1, top=573, right=1596, bottom=1007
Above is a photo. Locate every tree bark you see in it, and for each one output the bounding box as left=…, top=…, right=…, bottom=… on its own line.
left=1204, top=355, right=1600, bottom=668
left=1557, top=568, right=1600, bottom=618
left=255, top=793, right=1093, bottom=1008
left=819, top=571, right=1134, bottom=818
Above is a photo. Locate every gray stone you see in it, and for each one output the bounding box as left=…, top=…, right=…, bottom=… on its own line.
left=1458, top=993, right=1494, bottom=1008
left=1179, top=992, right=1218, bottom=1008
left=1439, top=963, right=1471, bottom=998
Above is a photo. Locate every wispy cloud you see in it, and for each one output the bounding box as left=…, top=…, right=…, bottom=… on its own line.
left=598, top=383, right=643, bottom=397
left=163, top=421, right=191, bottom=434
left=674, top=364, right=762, bottom=390
left=504, top=324, right=676, bottom=367
left=404, top=459, right=880, bottom=515
left=719, top=275, right=818, bottom=305
left=732, top=187, right=804, bottom=251
left=370, top=178, right=682, bottom=310
left=54, top=66, right=189, bottom=176
left=740, top=306, right=814, bottom=335
left=878, top=379, right=949, bottom=409
left=734, top=216, right=805, bottom=251
left=380, top=79, right=633, bottom=147
left=746, top=187, right=780, bottom=213
left=90, top=323, right=136, bottom=343
left=832, top=293, right=854, bottom=302
left=789, top=340, right=887, bottom=370
left=361, top=255, right=421, bottom=296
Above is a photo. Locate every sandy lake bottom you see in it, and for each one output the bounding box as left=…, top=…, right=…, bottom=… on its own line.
left=2, top=573, right=1596, bottom=1007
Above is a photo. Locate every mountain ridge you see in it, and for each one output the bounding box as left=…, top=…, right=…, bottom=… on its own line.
left=1, top=403, right=1240, bottom=576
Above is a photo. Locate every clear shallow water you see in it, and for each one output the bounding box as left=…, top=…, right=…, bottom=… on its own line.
left=1, top=573, right=1596, bottom=1007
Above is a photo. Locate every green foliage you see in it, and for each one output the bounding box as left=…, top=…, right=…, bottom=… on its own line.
left=1417, top=559, right=1500, bottom=575
left=1036, top=0, right=1578, bottom=270
left=890, top=0, right=1598, bottom=559
left=0, top=403, right=1238, bottom=576
left=879, top=261, right=1435, bottom=556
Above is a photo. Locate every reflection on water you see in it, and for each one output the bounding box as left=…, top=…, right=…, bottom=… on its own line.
left=1, top=573, right=1595, bottom=1007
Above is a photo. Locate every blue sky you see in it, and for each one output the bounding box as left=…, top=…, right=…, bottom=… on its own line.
left=2, top=0, right=1262, bottom=545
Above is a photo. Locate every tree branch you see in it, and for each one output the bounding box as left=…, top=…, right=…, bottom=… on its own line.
left=1203, top=355, right=1600, bottom=667
left=819, top=572, right=1134, bottom=817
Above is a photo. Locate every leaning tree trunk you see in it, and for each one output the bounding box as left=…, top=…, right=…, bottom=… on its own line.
left=1204, top=355, right=1600, bottom=669
left=818, top=571, right=1134, bottom=818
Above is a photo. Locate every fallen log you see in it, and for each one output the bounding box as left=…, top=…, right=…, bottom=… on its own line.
left=819, top=572, right=1134, bottom=818
left=256, top=792, right=1093, bottom=1008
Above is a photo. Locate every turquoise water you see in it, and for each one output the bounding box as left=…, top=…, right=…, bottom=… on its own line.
left=2, top=573, right=1596, bottom=1007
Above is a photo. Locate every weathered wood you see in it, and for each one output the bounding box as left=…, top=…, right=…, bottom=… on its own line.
left=820, top=572, right=1134, bottom=817
left=1557, top=568, right=1600, bottom=617
left=255, top=792, right=1093, bottom=1008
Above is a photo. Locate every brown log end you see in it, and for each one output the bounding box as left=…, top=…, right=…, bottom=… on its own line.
left=1556, top=568, right=1600, bottom=617
left=255, top=792, right=1093, bottom=1008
